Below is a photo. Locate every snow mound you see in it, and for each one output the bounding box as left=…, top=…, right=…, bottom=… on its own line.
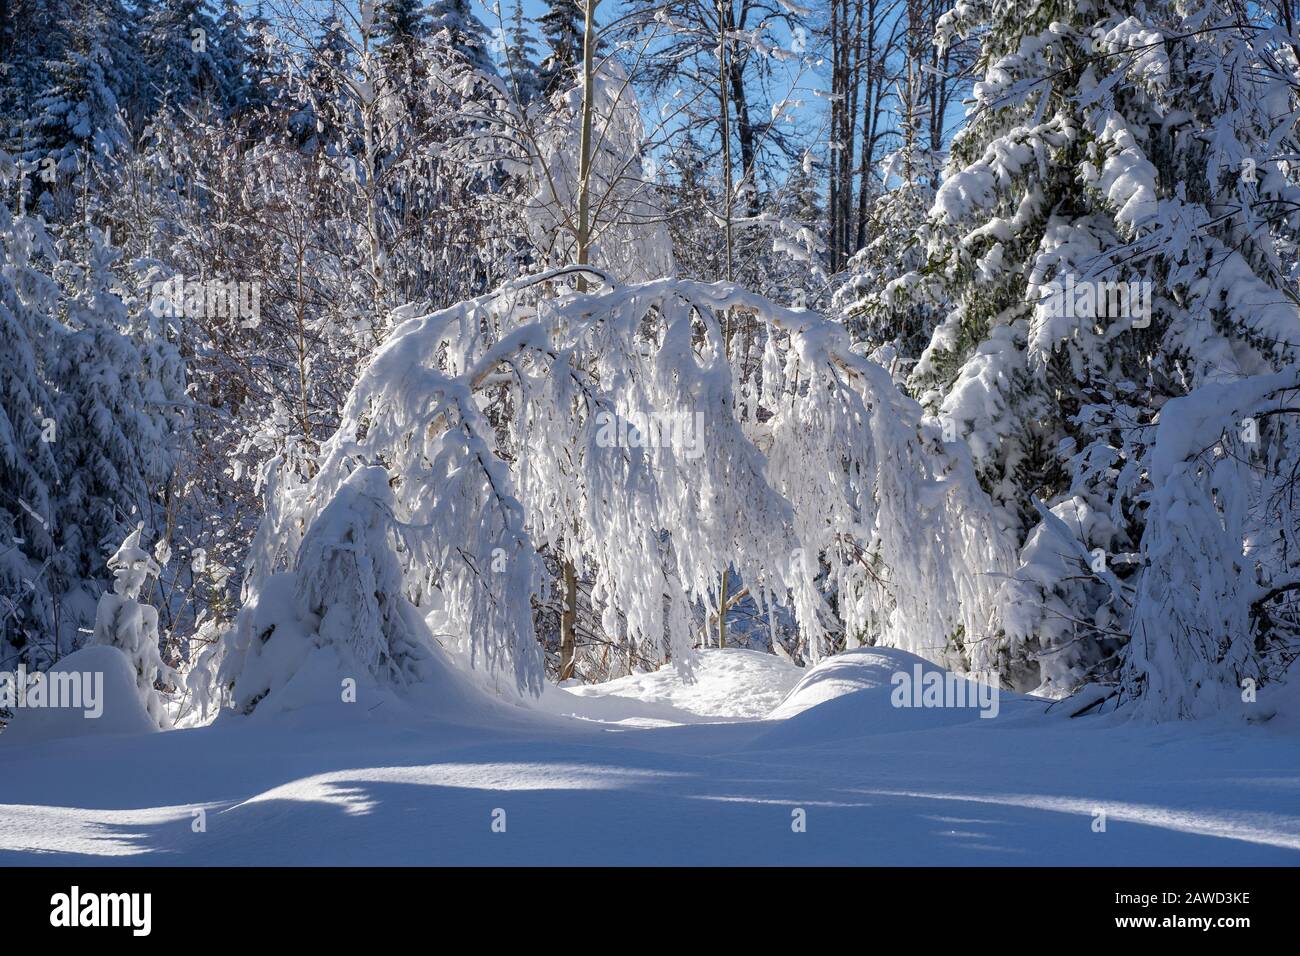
left=545, top=648, right=803, bottom=724
left=1, top=646, right=158, bottom=745
left=1251, top=671, right=1300, bottom=733
left=754, top=647, right=1043, bottom=747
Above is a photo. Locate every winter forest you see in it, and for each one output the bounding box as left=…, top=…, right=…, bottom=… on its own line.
left=3, top=0, right=1300, bottom=869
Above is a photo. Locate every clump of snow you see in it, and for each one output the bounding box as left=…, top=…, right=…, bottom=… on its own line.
left=1253, top=671, right=1300, bottom=733
left=546, top=648, right=803, bottom=724
left=756, top=647, right=1043, bottom=748
left=1, top=646, right=158, bottom=745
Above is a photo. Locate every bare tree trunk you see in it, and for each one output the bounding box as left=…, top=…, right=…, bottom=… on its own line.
left=560, top=557, right=578, bottom=680
left=560, top=0, right=601, bottom=683
left=718, top=0, right=734, bottom=281
left=718, top=567, right=729, bottom=648
left=726, top=54, right=760, bottom=218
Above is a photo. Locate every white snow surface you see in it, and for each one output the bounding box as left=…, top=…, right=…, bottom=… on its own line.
left=2, top=646, right=158, bottom=745
left=546, top=648, right=803, bottom=725
left=2, top=646, right=1299, bottom=865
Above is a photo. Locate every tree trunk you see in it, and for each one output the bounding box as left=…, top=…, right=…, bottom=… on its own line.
left=718, top=567, right=729, bottom=649
left=559, top=557, right=578, bottom=680
left=560, top=0, right=600, bottom=683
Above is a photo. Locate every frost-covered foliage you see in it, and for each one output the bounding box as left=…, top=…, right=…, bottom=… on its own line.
left=83, top=18, right=530, bottom=657
left=853, top=0, right=1300, bottom=711
left=92, top=526, right=177, bottom=728
left=210, top=268, right=1011, bottom=709
left=834, top=143, right=945, bottom=362
left=9, top=0, right=1297, bottom=727
left=0, top=154, right=185, bottom=671
left=215, top=466, right=439, bottom=714
left=0, top=162, right=63, bottom=668
left=1120, top=373, right=1300, bottom=719
left=520, top=60, right=674, bottom=283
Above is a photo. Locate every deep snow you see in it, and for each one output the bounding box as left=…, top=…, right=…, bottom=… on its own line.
left=2, top=647, right=1298, bottom=865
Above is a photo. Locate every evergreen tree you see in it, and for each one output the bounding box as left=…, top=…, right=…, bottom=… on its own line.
left=502, top=0, right=541, bottom=103
left=92, top=525, right=177, bottom=728
left=240, top=2, right=283, bottom=115
left=291, top=17, right=354, bottom=152
left=536, top=0, right=584, bottom=95
left=375, top=0, right=434, bottom=59
left=882, top=0, right=1300, bottom=702
left=140, top=0, right=228, bottom=114
left=23, top=0, right=132, bottom=211
left=214, top=0, right=254, bottom=111
left=0, top=159, right=184, bottom=669
left=0, top=162, right=63, bottom=669
left=46, top=227, right=185, bottom=617
left=428, top=0, right=496, bottom=74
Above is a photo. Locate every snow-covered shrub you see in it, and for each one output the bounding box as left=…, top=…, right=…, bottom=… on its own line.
left=999, top=495, right=1131, bottom=696
left=217, top=466, right=439, bottom=713
left=1122, top=373, right=1300, bottom=719
left=92, top=527, right=177, bottom=729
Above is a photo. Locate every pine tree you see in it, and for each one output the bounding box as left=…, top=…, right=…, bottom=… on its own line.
left=240, top=2, right=282, bottom=115
left=46, top=227, right=184, bottom=616
left=502, top=0, right=542, bottom=103
left=427, top=0, right=496, bottom=74
left=214, top=0, right=254, bottom=111
left=291, top=17, right=354, bottom=152
left=140, top=0, right=228, bottom=114
left=536, top=0, right=585, bottom=95
left=23, top=0, right=132, bottom=210
left=0, top=162, right=63, bottom=669
left=92, top=525, right=177, bottom=728
left=892, top=0, right=1300, bottom=704
left=1, top=160, right=184, bottom=669
left=375, top=0, right=434, bottom=59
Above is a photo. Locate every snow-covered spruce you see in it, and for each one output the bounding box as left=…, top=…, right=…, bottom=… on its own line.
left=838, top=0, right=1300, bottom=704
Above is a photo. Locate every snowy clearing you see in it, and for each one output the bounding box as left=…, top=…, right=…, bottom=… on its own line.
left=3, top=648, right=1297, bottom=866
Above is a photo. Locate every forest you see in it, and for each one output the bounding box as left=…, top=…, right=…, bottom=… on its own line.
left=1, top=0, right=1300, bottom=869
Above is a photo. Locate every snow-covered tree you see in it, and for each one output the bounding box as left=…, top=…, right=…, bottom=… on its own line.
left=428, top=0, right=496, bottom=74
left=211, top=267, right=1011, bottom=710
left=0, top=155, right=185, bottom=670
left=0, top=157, right=63, bottom=669
left=22, top=0, right=132, bottom=215
left=375, top=0, right=435, bottom=55
left=217, top=465, right=440, bottom=713
left=499, top=0, right=543, bottom=103
left=140, top=0, right=230, bottom=114
left=877, top=0, right=1300, bottom=708
left=92, top=526, right=177, bottom=727
left=521, top=58, right=674, bottom=283
left=536, top=0, right=585, bottom=95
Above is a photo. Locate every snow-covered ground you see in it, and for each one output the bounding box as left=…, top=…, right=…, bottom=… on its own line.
left=2, top=647, right=1298, bottom=865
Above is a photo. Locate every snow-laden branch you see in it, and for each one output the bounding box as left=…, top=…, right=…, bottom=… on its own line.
left=218, top=274, right=1015, bottom=710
